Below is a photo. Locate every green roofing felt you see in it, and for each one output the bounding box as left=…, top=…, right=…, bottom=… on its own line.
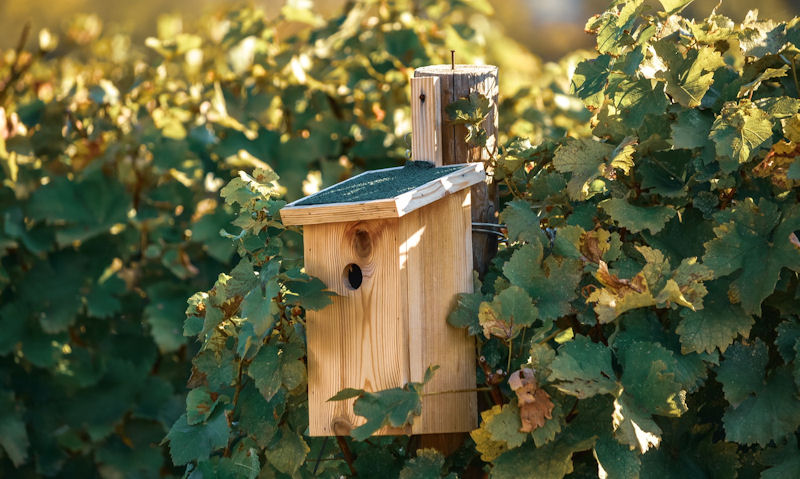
left=294, top=162, right=464, bottom=206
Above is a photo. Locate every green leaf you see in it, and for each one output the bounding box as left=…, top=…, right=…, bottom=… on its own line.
left=503, top=243, right=582, bottom=321
left=655, top=44, right=724, bottom=108
left=491, top=425, right=596, bottom=479
left=480, top=285, right=538, bottom=339
left=27, top=172, right=130, bottom=247
left=328, top=388, right=364, bottom=401
left=399, top=449, right=447, bottom=479
left=484, top=403, right=528, bottom=449
left=265, top=426, right=309, bottom=475
left=600, top=198, right=677, bottom=234
left=165, top=411, right=230, bottom=466
left=723, top=367, right=800, bottom=446
left=500, top=199, right=545, bottom=244
left=585, top=0, right=645, bottom=56
left=671, top=109, right=714, bottom=149
left=617, top=341, right=687, bottom=417
left=716, top=339, right=769, bottom=407
left=613, top=79, right=669, bottom=129
left=594, top=431, right=641, bottom=479
left=247, top=344, right=281, bottom=401
left=570, top=55, right=612, bottom=108
left=553, top=138, right=613, bottom=201
left=447, top=290, right=485, bottom=336
left=612, top=394, right=662, bottom=453
left=238, top=384, right=283, bottom=448
left=0, top=392, right=29, bottom=467
left=702, top=200, right=800, bottom=315
left=710, top=101, right=774, bottom=173
left=186, top=387, right=220, bottom=425
left=658, top=0, right=693, bottom=14
left=549, top=335, right=617, bottom=399
left=350, top=387, right=422, bottom=441
left=761, top=438, right=800, bottom=479
left=241, top=288, right=277, bottom=337
left=284, top=277, right=334, bottom=311
left=677, top=280, right=754, bottom=354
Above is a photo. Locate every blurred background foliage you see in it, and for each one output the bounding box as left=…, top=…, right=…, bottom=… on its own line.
left=0, top=0, right=586, bottom=475
left=1, top=0, right=798, bottom=60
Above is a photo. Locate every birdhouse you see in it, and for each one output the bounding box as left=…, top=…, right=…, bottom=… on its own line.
left=280, top=161, right=483, bottom=436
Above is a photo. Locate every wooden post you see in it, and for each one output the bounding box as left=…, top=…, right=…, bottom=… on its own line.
left=410, top=76, right=443, bottom=166
left=414, top=64, right=499, bottom=277
left=411, top=64, right=499, bottom=456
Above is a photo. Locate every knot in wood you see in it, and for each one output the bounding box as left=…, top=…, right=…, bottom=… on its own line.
left=352, top=229, right=372, bottom=258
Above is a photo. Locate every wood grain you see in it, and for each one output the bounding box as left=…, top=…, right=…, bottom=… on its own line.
left=400, top=189, right=478, bottom=434
left=304, top=218, right=410, bottom=436
left=414, top=64, right=500, bottom=277
left=410, top=76, right=443, bottom=166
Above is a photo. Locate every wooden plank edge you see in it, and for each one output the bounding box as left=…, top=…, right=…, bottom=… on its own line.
left=279, top=197, right=400, bottom=226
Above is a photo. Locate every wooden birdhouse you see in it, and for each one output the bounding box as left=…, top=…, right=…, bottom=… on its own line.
left=280, top=66, right=497, bottom=437
left=280, top=161, right=483, bottom=436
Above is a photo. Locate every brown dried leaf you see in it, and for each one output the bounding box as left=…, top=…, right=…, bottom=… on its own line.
left=580, top=229, right=612, bottom=263
left=752, top=140, right=800, bottom=189
left=508, top=368, right=555, bottom=433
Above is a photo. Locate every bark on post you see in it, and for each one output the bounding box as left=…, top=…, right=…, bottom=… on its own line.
left=414, top=64, right=499, bottom=277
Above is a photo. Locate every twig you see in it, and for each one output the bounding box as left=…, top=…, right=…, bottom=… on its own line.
left=312, top=436, right=330, bottom=475
left=0, top=22, right=32, bottom=104
left=336, top=436, right=357, bottom=476
left=421, top=387, right=492, bottom=397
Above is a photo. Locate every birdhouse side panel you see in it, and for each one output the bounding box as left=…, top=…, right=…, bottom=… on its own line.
left=400, top=189, right=478, bottom=434
left=303, top=219, right=410, bottom=436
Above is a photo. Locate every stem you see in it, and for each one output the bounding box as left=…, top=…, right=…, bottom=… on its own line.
left=538, top=326, right=568, bottom=345
left=312, top=436, right=330, bottom=475
left=421, top=387, right=492, bottom=397
left=223, top=358, right=245, bottom=457
left=506, top=338, right=513, bottom=374
left=0, top=22, right=32, bottom=104
left=335, top=436, right=357, bottom=476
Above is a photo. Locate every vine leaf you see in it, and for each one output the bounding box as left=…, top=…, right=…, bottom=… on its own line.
left=723, top=367, right=800, bottom=446
left=508, top=368, right=554, bottom=432
left=702, top=199, right=800, bottom=315
left=164, top=411, right=230, bottom=466
left=0, top=392, right=29, bottom=467
left=549, top=336, right=617, bottom=399
left=677, top=280, right=754, bottom=354
left=328, top=366, right=438, bottom=441
left=399, top=449, right=454, bottom=479
left=600, top=198, right=676, bottom=234
left=471, top=404, right=527, bottom=462
left=264, top=426, right=309, bottom=476
left=709, top=100, right=774, bottom=173
left=654, top=43, right=723, bottom=108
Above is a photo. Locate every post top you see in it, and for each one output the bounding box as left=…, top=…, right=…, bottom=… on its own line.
left=415, top=64, right=498, bottom=75
left=279, top=162, right=484, bottom=226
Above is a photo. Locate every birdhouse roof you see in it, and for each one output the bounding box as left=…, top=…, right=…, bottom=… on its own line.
left=280, top=162, right=484, bottom=226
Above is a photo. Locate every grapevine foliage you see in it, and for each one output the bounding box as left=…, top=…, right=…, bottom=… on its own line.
left=447, top=1, right=800, bottom=476
left=4, top=0, right=800, bottom=477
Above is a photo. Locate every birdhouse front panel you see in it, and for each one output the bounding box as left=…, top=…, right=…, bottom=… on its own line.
left=303, top=217, right=410, bottom=436
left=280, top=163, right=484, bottom=436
